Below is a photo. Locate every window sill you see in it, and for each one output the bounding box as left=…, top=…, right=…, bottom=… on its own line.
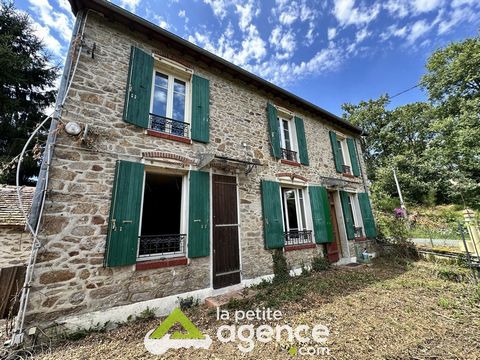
left=135, top=257, right=188, bottom=271
left=353, top=237, right=367, bottom=242
left=146, top=129, right=192, bottom=144
left=280, top=159, right=301, bottom=167
left=284, top=243, right=316, bottom=252
left=342, top=172, right=355, bottom=178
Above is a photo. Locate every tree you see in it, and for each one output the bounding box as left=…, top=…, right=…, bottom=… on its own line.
left=421, top=35, right=480, bottom=207
left=0, top=1, right=58, bottom=185
left=342, top=97, right=437, bottom=204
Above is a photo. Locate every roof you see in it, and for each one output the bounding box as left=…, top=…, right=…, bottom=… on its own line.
left=67, top=0, right=365, bottom=135
left=0, top=185, right=35, bottom=227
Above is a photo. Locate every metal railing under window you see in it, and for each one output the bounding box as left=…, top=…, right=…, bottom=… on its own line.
left=138, top=234, right=186, bottom=258
left=281, top=148, right=298, bottom=162
left=342, top=164, right=351, bottom=174
left=149, top=113, right=190, bottom=138
left=284, top=230, right=313, bottom=246
left=354, top=226, right=363, bottom=238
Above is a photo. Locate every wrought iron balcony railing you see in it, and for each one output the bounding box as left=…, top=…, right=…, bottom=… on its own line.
left=342, top=164, right=351, bottom=174
left=138, top=234, right=186, bottom=258
left=149, top=113, right=190, bottom=138
left=284, top=230, right=313, bottom=246
left=281, top=148, right=298, bottom=162
left=354, top=226, right=363, bottom=238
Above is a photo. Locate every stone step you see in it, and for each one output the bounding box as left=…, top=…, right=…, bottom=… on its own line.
left=204, top=288, right=257, bottom=309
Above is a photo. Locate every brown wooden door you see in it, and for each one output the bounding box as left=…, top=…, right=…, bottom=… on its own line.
left=212, top=174, right=241, bottom=289
left=325, top=191, right=342, bottom=263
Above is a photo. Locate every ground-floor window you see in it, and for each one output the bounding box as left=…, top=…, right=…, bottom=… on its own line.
left=348, top=193, right=364, bottom=238
left=281, top=187, right=312, bottom=246
left=138, top=172, right=186, bottom=259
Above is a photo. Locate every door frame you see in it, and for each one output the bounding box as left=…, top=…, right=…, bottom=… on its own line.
left=332, top=190, right=351, bottom=259
left=209, top=169, right=242, bottom=289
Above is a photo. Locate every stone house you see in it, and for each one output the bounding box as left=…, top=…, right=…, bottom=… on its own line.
left=22, top=0, right=377, bottom=330
left=0, top=185, right=34, bottom=319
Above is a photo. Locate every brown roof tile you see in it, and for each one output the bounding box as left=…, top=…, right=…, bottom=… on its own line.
left=0, top=185, right=35, bottom=227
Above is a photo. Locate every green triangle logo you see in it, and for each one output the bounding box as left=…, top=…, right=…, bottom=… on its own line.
left=149, top=308, right=205, bottom=340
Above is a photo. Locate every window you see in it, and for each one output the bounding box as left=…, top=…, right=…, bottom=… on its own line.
left=138, top=172, right=186, bottom=259
left=278, top=117, right=298, bottom=162
left=337, top=136, right=352, bottom=175
left=281, top=187, right=312, bottom=246
left=348, top=193, right=364, bottom=238
left=150, top=70, right=190, bottom=138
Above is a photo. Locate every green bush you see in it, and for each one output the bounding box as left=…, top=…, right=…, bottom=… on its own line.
left=311, top=255, right=330, bottom=272
left=272, top=249, right=290, bottom=284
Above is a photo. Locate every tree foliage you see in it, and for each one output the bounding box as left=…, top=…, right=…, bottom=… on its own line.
left=344, top=34, right=480, bottom=208
left=0, top=1, right=58, bottom=185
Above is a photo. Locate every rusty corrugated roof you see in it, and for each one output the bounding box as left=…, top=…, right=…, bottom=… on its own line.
left=0, top=185, right=35, bottom=227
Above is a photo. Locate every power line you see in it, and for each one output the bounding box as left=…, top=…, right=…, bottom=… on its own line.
left=390, top=84, right=420, bottom=99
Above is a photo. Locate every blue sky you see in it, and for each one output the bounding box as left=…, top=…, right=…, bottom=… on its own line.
left=15, top=0, right=480, bottom=116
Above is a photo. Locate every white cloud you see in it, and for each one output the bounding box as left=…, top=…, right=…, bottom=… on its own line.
left=333, top=0, right=380, bottom=27
left=29, top=0, right=73, bottom=42
left=235, top=0, right=259, bottom=32
left=57, top=0, right=72, bottom=13
left=204, top=0, right=228, bottom=19
left=380, top=24, right=408, bottom=40
left=119, top=0, right=140, bottom=12
left=31, top=20, right=63, bottom=57
left=178, top=10, right=186, bottom=17
left=383, top=0, right=409, bottom=18
left=327, top=27, right=337, bottom=41
left=411, top=0, right=443, bottom=14
left=406, top=20, right=432, bottom=43
left=355, top=28, right=370, bottom=43
left=269, top=26, right=296, bottom=59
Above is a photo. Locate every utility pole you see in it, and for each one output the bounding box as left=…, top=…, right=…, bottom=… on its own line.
left=393, top=167, right=407, bottom=216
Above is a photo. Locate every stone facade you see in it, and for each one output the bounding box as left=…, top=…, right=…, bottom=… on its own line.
left=0, top=227, right=31, bottom=268
left=26, top=11, right=370, bottom=325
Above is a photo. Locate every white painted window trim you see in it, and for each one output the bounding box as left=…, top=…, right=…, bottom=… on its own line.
left=348, top=192, right=364, bottom=237
left=279, top=186, right=312, bottom=233
left=335, top=132, right=352, bottom=170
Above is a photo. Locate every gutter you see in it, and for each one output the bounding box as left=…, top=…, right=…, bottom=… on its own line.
left=67, top=0, right=365, bottom=135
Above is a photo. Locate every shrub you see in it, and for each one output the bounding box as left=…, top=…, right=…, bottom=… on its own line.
left=311, top=255, right=330, bottom=272
left=272, top=249, right=290, bottom=284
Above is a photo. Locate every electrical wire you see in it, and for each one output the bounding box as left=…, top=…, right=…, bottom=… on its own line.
left=389, top=84, right=420, bottom=99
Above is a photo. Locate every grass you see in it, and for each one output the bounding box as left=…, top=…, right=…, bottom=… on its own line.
left=34, top=259, right=480, bottom=360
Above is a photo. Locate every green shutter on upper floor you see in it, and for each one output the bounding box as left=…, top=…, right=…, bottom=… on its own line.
left=191, top=75, right=210, bottom=143
left=347, top=138, right=360, bottom=177
left=267, top=103, right=281, bottom=159
left=123, top=46, right=153, bottom=128
left=188, top=170, right=210, bottom=257
left=329, top=131, right=343, bottom=173
left=294, top=116, right=309, bottom=165
left=105, top=160, right=145, bottom=267
left=309, top=186, right=333, bottom=244
left=358, top=192, right=377, bottom=238
left=261, top=180, right=284, bottom=249
left=339, top=190, right=355, bottom=240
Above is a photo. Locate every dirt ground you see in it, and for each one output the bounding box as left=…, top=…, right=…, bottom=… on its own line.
left=12, top=259, right=480, bottom=359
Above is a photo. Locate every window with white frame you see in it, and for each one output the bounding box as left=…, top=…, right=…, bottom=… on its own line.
left=348, top=193, right=364, bottom=238
left=149, top=60, right=191, bottom=138
left=278, top=116, right=298, bottom=162
left=337, top=135, right=352, bottom=174
left=281, top=187, right=312, bottom=245
left=138, top=171, right=187, bottom=259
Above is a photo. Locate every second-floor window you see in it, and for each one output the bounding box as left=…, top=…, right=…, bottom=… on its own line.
left=278, top=117, right=298, bottom=162
left=150, top=71, right=190, bottom=138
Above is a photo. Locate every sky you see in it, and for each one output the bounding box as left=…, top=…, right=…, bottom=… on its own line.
left=14, top=0, right=480, bottom=116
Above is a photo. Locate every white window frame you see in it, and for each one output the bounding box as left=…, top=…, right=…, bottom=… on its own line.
left=335, top=133, right=352, bottom=172
left=136, top=169, right=189, bottom=261
left=348, top=193, right=364, bottom=237
left=149, top=57, right=193, bottom=137
left=280, top=187, right=310, bottom=232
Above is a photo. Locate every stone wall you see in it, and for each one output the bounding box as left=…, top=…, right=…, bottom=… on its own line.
left=26, top=11, right=368, bottom=324
left=0, top=227, right=31, bottom=268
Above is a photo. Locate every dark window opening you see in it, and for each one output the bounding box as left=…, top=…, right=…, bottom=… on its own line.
left=138, top=173, right=185, bottom=258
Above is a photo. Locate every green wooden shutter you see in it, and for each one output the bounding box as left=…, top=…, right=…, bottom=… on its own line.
left=329, top=131, right=343, bottom=173
left=191, top=75, right=210, bottom=143
left=261, top=180, right=284, bottom=249
left=294, top=116, right=309, bottom=165
left=309, top=186, right=333, bottom=244
left=105, top=160, right=144, bottom=267
left=347, top=138, right=360, bottom=177
left=267, top=103, right=281, bottom=159
left=358, top=192, right=377, bottom=238
left=188, top=171, right=210, bottom=257
left=123, top=46, right=153, bottom=128
left=339, top=191, right=355, bottom=240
